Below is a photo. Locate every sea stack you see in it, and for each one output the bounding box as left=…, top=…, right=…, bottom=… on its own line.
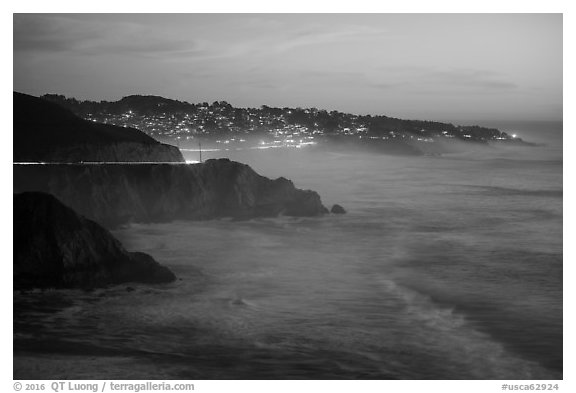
left=330, top=204, right=347, bottom=214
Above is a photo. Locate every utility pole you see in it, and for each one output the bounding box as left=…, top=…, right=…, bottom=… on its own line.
left=199, top=141, right=203, bottom=163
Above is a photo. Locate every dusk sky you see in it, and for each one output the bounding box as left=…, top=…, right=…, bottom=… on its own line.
left=13, top=13, right=562, bottom=122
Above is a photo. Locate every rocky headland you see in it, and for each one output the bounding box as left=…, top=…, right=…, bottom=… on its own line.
left=14, top=159, right=329, bottom=228
left=14, top=192, right=176, bottom=289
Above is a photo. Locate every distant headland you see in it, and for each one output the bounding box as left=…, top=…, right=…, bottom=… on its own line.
left=41, top=94, right=530, bottom=155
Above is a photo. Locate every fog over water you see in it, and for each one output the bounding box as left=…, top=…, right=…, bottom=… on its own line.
left=14, top=122, right=562, bottom=379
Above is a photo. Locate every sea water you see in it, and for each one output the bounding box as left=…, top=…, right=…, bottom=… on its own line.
left=13, top=121, right=562, bottom=379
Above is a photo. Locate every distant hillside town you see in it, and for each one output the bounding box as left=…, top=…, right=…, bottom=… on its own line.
left=42, top=94, right=519, bottom=152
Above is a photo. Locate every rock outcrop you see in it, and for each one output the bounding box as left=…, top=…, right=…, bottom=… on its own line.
left=330, top=204, right=347, bottom=214
left=13, top=92, right=184, bottom=163
left=14, top=159, right=329, bottom=228
left=14, top=192, right=176, bottom=289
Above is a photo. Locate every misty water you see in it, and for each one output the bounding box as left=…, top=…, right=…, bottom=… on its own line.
left=14, top=122, right=562, bottom=379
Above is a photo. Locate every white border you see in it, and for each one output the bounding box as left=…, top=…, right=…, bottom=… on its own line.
left=4, top=2, right=571, bottom=391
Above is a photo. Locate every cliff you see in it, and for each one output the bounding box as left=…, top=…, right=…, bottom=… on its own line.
left=13, top=92, right=184, bottom=163
left=14, top=159, right=329, bottom=228
left=20, top=142, right=185, bottom=163
left=14, top=192, right=176, bottom=289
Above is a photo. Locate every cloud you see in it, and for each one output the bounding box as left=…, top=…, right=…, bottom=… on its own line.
left=425, top=69, right=518, bottom=90
left=299, top=70, right=366, bottom=79
left=14, top=14, right=97, bottom=53
left=374, top=66, right=518, bottom=92
left=275, top=25, right=390, bottom=54
left=373, top=81, right=410, bottom=90
left=14, top=14, right=206, bottom=58
left=13, top=15, right=388, bottom=65
left=186, top=23, right=392, bottom=63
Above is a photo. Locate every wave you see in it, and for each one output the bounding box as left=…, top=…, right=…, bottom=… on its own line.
left=375, top=277, right=559, bottom=379
left=458, top=185, right=562, bottom=198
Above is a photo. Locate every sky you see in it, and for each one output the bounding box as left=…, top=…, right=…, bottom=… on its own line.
left=13, top=13, right=562, bottom=122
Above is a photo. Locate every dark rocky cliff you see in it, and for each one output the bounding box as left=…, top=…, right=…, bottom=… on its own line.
left=14, top=159, right=329, bottom=228
left=19, top=142, right=185, bottom=163
left=14, top=192, right=176, bottom=289
left=13, top=92, right=184, bottom=163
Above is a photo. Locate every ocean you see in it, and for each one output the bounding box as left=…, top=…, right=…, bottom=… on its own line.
left=13, top=121, right=562, bottom=379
